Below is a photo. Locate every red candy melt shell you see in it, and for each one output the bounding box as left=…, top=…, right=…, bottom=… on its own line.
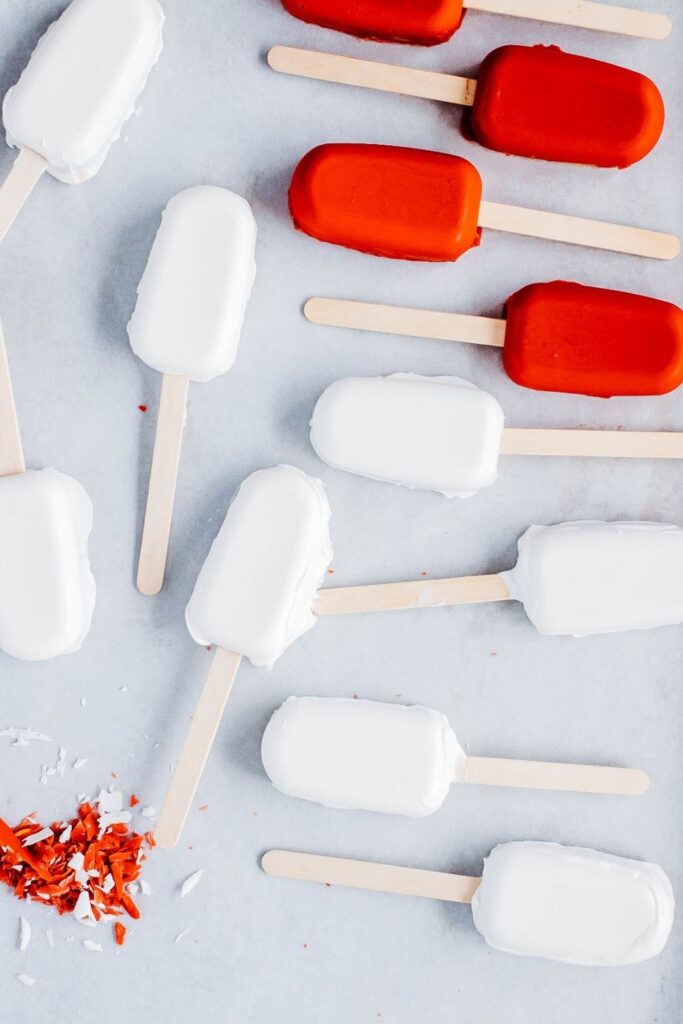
left=289, top=144, right=482, bottom=262
left=503, top=281, right=683, bottom=398
left=281, top=0, right=464, bottom=45
left=471, top=45, right=664, bottom=168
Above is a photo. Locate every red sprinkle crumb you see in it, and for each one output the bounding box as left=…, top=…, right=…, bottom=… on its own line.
left=198, top=805, right=208, bottom=812
left=138, top=405, right=148, bottom=413
left=327, top=568, right=335, bottom=575
left=114, top=922, right=127, bottom=946
left=0, top=796, right=154, bottom=934
left=129, top=794, right=140, bottom=808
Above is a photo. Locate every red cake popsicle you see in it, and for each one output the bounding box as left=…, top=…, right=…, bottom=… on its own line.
left=289, top=144, right=679, bottom=262
left=270, top=44, right=664, bottom=168
left=305, top=282, right=683, bottom=398
left=281, top=0, right=671, bottom=42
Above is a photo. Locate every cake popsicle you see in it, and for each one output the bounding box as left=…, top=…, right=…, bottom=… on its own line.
left=281, top=0, right=671, bottom=42
left=311, top=374, right=683, bottom=499
left=263, top=842, right=674, bottom=966
left=263, top=697, right=649, bottom=815
left=289, top=144, right=679, bottom=261
left=0, top=0, right=164, bottom=242
left=0, top=319, right=95, bottom=661
left=315, top=520, right=683, bottom=637
left=270, top=45, right=664, bottom=168
left=128, top=186, right=257, bottom=596
left=154, top=466, right=332, bottom=849
left=305, top=282, right=683, bottom=399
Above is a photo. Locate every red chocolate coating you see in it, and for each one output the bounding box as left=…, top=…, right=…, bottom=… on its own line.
left=471, top=45, right=664, bottom=168
left=289, top=144, right=482, bottom=262
left=281, top=0, right=464, bottom=45
left=504, top=281, right=683, bottom=398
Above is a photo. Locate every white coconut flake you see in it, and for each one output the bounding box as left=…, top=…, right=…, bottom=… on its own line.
left=0, top=726, right=52, bottom=746
left=102, top=874, right=115, bottom=894
left=59, top=824, right=72, bottom=844
left=139, top=879, right=152, bottom=897
left=16, top=974, right=35, bottom=987
left=72, top=758, right=87, bottom=770
left=18, top=916, right=31, bottom=951
left=180, top=870, right=203, bottom=898
left=120, top=686, right=128, bottom=693
left=83, top=940, right=103, bottom=953
left=140, top=806, right=157, bottom=819
left=73, top=891, right=96, bottom=928
left=97, top=788, right=123, bottom=814
left=22, top=828, right=52, bottom=848
left=46, top=929, right=54, bottom=948
left=174, top=928, right=190, bottom=943
left=40, top=746, right=67, bottom=784
left=68, top=852, right=89, bottom=886
left=127, top=883, right=140, bottom=896
left=80, top=698, right=87, bottom=708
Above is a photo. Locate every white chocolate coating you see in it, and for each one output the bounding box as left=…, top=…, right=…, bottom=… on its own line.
left=472, top=841, right=674, bottom=966
left=310, top=374, right=503, bottom=497
left=503, top=521, right=683, bottom=636
left=262, top=697, right=464, bottom=816
left=128, top=186, right=257, bottom=382
left=0, top=469, right=95, bottom=661
left=3, top=0, right=164, bottom=184
left=185, top=466, right=332, bottom=667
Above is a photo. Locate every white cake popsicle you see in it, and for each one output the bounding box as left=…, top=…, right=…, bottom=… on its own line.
left=472, top=842, right=674, bottom=966
left=310, top=374, right=503, bottom=497
left=263, top=697, right=462, bottom=815
left=186, top=466, right=332, bottom=667
left=0, top=469, right=95, bottom=661
left=128, top=186, right=257, bottom=382
left=3, top=0, right=164, bottom=185
left=310, top=373, right=683, bottom=496
left=503, top=521, right=683, bottom=636
left=262, top=697, right=648, bottom=814
left=263, top=841, right=674, bottom=967
left=156, top=465, right=332, bottom=849
left=129, top=186, right=257, bottom=595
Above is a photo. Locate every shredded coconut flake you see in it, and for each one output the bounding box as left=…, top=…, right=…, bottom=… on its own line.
left=22, top=828, right=53, bottom=848
left=82, top=939, right=103, bottom=952
left=174, top=927, right=190, bottom=943
left=72, top=758, right=87, bottom=770
left=19, top=916, right=31, bottom=951
left=16, top=973, right=35, bottom=986
left=180, top=870, right=203, bottom=898
left=139, top=878, right=152, bottom=897
left=46, top=928, right=54, bottom=948
left=140, top=806, right=157, bottom=819
left=0, top=726, right=52, bottom=746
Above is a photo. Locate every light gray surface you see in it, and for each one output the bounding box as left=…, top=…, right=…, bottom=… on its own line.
left=0, top=0, right=682, bottom=1019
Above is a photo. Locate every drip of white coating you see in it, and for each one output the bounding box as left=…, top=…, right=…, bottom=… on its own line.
left=471, top=841, right=674, bottom=966
left=262, top=697, right=464, bottom=817
left=0, top=469, right=95, bottom=661
left=3, top=0, right=164, bottom=183
left=502, top=521, right=683, bottom=637
left=310, top=374, right=504, bottom=498
left=128, top=186, right=257, bottom=381
left=186, top=466, right=333, bottom=668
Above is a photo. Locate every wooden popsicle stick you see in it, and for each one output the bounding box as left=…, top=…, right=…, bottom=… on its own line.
left=0, top=149, right=47, bottom=244
left=305, top=297, right=507, bottom=348
left=500, top=427, right=683, bottom=459
left=478, top=200, right=680, bottom=261
left=155, top=646, right=242, bottom=849
left=465, top=0, right=672, bottom=39
left=267, top=45, right=477, bottom=106
left=262, top=850, right=481, bottom=904
left=314, top=573, right=510, bottom=617
left=136, top=373, right=189, bottom=596
left=458, top=756, right=650, bottom=796
left=0, top=319, right=25, bottom=477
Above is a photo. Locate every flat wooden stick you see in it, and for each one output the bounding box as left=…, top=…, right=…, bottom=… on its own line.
left=459, top=756, right=649, bottom=796
left=262, top=850, right=481, bottom=904
left=137, top=373, right=189, bottom=596
left=501, top=427, right=683, bottom=459
left=478, top=200, right=680, bottom=261
left=315, top=573, right=510, bottom=617
left=466, top=0, right=671, bottom=39
left=155, top=646, right=242, bottom=849
left=0, top=319, right=24, bottom=477
left=0, top=149, right=47, bottom=244
left=305, top=297, right=507, bottom=348
left=268, top=45, right=477, bottom=106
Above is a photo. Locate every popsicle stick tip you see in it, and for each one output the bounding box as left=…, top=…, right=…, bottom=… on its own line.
left=136, top=574, right=162, bottom=597
left=267, top=45, right=287, bottom=70
left=652, top=15, right=673, bottom=38
left=304, top=298, right=325, bottom=323
left=663, top=234, right=681, bottom=260
left=151, top=822, right=178, bottom=850
left=261, top=850, right=285, bottom=875
left=631, top=769, right=651, bottom=796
